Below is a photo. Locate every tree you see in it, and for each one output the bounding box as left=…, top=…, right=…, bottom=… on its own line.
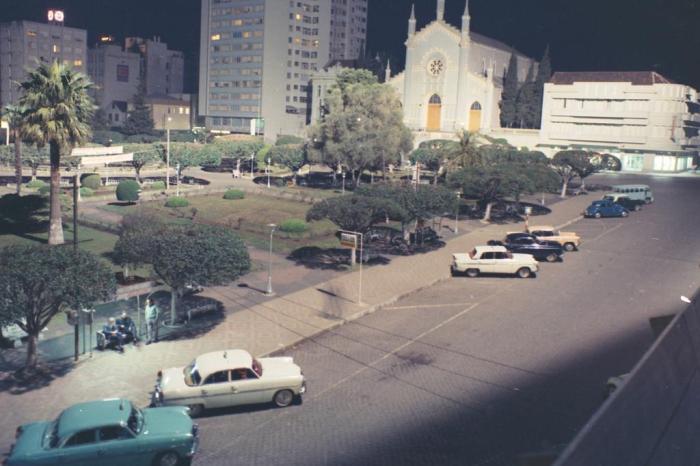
left=92, top=105, right=109, bottom=131
left=124, top=143, right=163, bottom=183
left=574, top=152, right=622, bottom=190
left=306, top=195, right=405, bottom=234
left=122, top=81, right=154, bottom=136
left=308, top=71, right=412, bottom=185
left=0, top=245, right=115, bottom=369
left=113, top=212, right=165, bottom=279
left=551, top=150, right=590, bottom=197
left=534, top=45, right=552, bottom=128
left=149, top=224, right=251, bottom=323
left=116, top=180, right=140, bottom=204
left=166, top=143, right=223, bottom=179
left=516, top=64, right=538, bottom=128
left=409, top=139, right=454, bottom=184
left=2, top=105, right=25, bottom=195
left=19, top=62, right=94, bottom=245
left=445, top=130, right=481, bottom=172
left=268, top=144, right=306, bottom=185
left=500, top=52, right=519, bottom=128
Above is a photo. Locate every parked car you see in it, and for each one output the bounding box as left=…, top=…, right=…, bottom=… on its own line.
left=523, top=225, right=581, bottom=252
left=5, top=398, right=198, bottom=466
left=451, top=245, right=539, bottom=278
left=488, top=233, right=564, bottom=262
left=584, top=200, right=629, bottom=218
left=602, top=193, right=644, bottom=212
left=152, top=349, right=306, bottom=417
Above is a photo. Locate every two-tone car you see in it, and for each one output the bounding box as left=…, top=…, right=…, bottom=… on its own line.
left=584, top=199, right=629, bottom=218
left=523, top=226, right=581, bottom=252
left=152, top=349, right=306, bottom=417
left=451, top=245, right=539, bottom=278
left=488, top=233, right=564, bottom=263
left=5, top=398, right=198, bottom=466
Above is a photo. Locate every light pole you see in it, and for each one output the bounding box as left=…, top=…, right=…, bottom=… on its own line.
left=266, top=157, right=271, bottom=188
left=165, top=116, right=172, bottom=190
left=454, top=190, right=462, bottom=234
left=176, top=163, right=181, bottom=197
left=524, top=206, right=533, bottom=230
left=250, top=154, right=254, bottom=178
left=265, top=223, right=277, bottom=296
left=342, top=171, right=346, bottom=194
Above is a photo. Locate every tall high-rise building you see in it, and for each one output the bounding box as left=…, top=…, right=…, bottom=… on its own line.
left=198, top=0, right=367, bottom=139
left=330, top=0, right=367, bottom=62
left=0, top=19, right=87, bottom=109
left=125, top=37, right=185, bottom=96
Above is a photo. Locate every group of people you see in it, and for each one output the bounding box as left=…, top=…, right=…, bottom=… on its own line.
left=101, top=298, right=160, bottom=352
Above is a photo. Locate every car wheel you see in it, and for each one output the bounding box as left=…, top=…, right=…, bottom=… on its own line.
left=517, top=267, right=531, bottom=279
left=563, top=242, right=576, bottom=252
left=154, top=451, right=180, bottom=466
left=634, top=205, right=641, bottom=211
left=187, top=404, right=204, bottom=418
left=621, top=211, right=629, bottom=217
left=545, top=253, right=558, bottom=263
left=273, top=389, right=294, bottom=408
left=594, top=212, right=602, bottom=219
left=465, top=268, right=479, bottom=278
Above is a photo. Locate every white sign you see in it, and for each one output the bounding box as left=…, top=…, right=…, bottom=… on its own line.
left=71, top=146, right=124, bottom=157
left=48, top=9, right=64, bottom=22
left=340, top=232, right=358, bottom=249
left=81, top=153, right=134, bottom=166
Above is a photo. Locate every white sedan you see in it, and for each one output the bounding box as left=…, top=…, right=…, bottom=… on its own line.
left=152, top=349, right=306, bottom=416
left=451, top=245, right=539, bottom=278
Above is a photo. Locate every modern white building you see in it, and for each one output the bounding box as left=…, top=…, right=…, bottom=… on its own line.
left=198, top=0, right=367, bottom=140
left=539, top=71, right=700, bottom=172
left=387, top=0, right=538, bottom=141
left=330, top=0, right=368, bottom=61
left=0, top=19, right=87, bottom=109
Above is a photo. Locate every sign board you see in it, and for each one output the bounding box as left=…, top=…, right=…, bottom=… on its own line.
left=48, top=9, right=64, bottom=23
left=80, top=153, right=134, bottom=166
left=340, top=232, right=358, bottom=249
left=71, top=146, right=124, bottom=157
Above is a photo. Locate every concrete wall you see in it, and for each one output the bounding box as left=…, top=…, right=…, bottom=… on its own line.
left=555, top=297, right=700, bottom=466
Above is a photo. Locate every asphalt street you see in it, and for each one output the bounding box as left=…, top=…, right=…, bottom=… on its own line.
left=191, top=174, right=700, bottom=466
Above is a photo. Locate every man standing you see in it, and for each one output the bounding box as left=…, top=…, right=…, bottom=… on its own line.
left=144, top=298, right=160, bottom=345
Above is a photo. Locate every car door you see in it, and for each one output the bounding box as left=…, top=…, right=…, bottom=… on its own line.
left=96, top=426, right=140, bottom=466
left=492, top=252, right=512, bottom=274
left=512, top=237, right=533, bottom=255
left=59, top=429, right=100, bottom=466
left=230, top=368, right=268, bottom=405
left=478, top=252, right=496, bottom=273
left=200, top=370, right=232, bottom=409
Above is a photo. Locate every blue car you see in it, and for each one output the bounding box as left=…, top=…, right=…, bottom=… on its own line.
left=584, top=200, right=629, bottom=218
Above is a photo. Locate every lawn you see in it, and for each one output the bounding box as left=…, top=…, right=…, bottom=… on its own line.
left=99, top=194, right=340, bottom=254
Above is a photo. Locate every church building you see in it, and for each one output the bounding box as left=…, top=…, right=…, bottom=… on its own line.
left=388, top=0, right=538, bottom=137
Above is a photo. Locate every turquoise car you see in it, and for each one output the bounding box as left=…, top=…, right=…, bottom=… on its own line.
left=5, top=398, right=198, bottom=466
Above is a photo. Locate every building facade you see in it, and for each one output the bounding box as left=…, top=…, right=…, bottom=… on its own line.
left=387, top=0, right=537, bottom=139
left=330, top=0, right=367, bottom=61
left=125, top=37, right=185, bottom=96
left=198, top=0, right=367, bottom=139
left=0, top=20, right=87, bottom=109
left=147, top=94, right=192, bottom=130
left=539, top=71, right=700, bottom=172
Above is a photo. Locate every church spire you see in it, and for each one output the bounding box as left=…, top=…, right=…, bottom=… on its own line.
left=437, top=0, right=445, bottom=21
left=461, top=0, right=471, bottom=39
left=385, top=59, right=392, bottom=82
left=408, top=4, right=416, bottom=37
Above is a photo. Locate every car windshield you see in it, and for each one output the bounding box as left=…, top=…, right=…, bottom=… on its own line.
left=603, top=196, right=614, bottom=201
left=469, top=249, right=476, bottom=259
left=127, top=407, right=144, bottom=434
left=44, top=421, right=59, bottom=449
left=252, top=358, right=263, bottom=377
left=183, top=361, right=202, bottom=386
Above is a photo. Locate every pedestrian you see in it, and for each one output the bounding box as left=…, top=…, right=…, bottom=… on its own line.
left=102, top=317, right=125, bottom=352
left=144, top=298, right=160, bottom=345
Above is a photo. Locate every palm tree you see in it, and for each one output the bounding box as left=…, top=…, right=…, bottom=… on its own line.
left=445, top=130, right=481, bottom=173
left=2, top=105, right=25, bottom=195
left=19, top=62, right=94, bottom=245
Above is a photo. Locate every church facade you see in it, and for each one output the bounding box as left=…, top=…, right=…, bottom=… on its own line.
left=388, top=0, right=538, bottom=137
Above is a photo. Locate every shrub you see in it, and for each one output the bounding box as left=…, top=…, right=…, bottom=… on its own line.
left=275, top=134, right=304, bottom=146
left=223, top=189, right=245, bottom=200
left=149, top=181, right=166, bottom=190
left=92, top=130, right=125, bottom=145
left=279, top=218, right=309, bottom=235
left=116, top=180, right=140, bottom=203
left=274, top=178, right=286, bottom=187
left=26, top=179, right=46, bottom=189
left=79, top=187, right=94, bottom=197
left=165, top=196, right=189, bottom=208
left=169, top=130, right=197, bottom=143
left=81, top=174, right=101, bottom=190
left=38, top=185, right=50, bottom=196
left=126, top=133, right=161, bottom=144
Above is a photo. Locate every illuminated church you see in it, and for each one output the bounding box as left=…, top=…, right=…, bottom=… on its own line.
left=387, top=0, right=538, bottom=135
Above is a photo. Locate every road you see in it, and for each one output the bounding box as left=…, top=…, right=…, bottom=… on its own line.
left=191, top=174, right=700, bottom=466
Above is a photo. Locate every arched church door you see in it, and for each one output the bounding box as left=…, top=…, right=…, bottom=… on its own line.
left=469, top=101, right=482, bottom=132
left=427, top=94, right=442, bottom=131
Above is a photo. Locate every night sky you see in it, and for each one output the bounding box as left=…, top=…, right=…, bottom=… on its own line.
left=1, top=0, right=699, bottom=91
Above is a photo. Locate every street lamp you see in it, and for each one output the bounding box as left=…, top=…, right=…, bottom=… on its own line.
left=342, top=171, right=346, bottom=194
left=266, top=157, right=271, bottom=188
left=165, top=116, right=172, bottom=190
left=524, top=206, right=533, bottom=230
left=265, top=223, right=277, bottom=296
left=250, top=153, right=255, bottom=178
left=454, top=190, right=462, bottom=234
left=176, top=163, right=181, bottom=197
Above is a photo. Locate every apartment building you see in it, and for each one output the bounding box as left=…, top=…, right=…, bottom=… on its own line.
left=198, top=0, right=367, bottom=139
left=330, top=0, right=368, bottom=61
left=540, top=71, right=700, bottom=172
left=0, top=20, right=87, bottom=108
left=125, top=37, right=185, bottom=96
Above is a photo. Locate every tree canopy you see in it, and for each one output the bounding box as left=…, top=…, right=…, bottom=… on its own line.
left=306, top=195, right=405, bottom=233
left=500, top=52, right=519, bottom=128
left=122, top=81, right=154, bottom=136
left=268, top=144, right=306, bottom=183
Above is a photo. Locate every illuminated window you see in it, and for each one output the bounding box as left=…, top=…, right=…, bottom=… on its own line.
left=26, top=30, right=37, bottom=37
left=52, top=44, right=60, bottom=53
left=295, top=13, right=302, bottom=20
left=73, top=59, right=83, bottom=67
left=211, top=34, right=221, bottom=41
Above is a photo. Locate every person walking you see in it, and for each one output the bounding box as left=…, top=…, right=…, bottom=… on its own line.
left=144, top=298, right=160, bottom=345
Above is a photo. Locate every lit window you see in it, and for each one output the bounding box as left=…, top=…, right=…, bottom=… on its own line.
left=179, top=107, right=184, bottom=114
left=52, top=44, right=60, bottom=53
left=211, top=34, right=221, bottom=41
left=73, top=59, right=83, bottom=67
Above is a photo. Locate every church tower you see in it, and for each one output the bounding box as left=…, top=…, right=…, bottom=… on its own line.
left=456, top=0, right=472, bottom=127
left=436, top=0, right=445, bottom=21
left=407, top=4, right=416, bottom=38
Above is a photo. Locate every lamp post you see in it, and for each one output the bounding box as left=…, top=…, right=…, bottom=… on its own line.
left=524, top=206, right=533, bottom=230
left=266, top=157, right=271, bottom=188
left=165, top=116, right=172, bottom=190
left=176, top=163, right=181, bottom=197
left=454, top=190, right=462, bottom=234
left=250, top=154, right=254, bottom=178
left=342, top=171, right=346, bottom=194
left=265, top=223, right=277, bottom=296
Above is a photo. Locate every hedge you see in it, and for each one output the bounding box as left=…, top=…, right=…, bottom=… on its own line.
left=223, top=189, right=245, bottom=200
left=38, top=185, right=50, bottom=196
left=116, top=180, right=140, bottom=203
left=79, top=187, right=94, bottom=197
left=81, top=174, right=101, bottom=190
left=165, top=196, right=189, bottom=208
left=26, top=179, right=46, bottom=189
left=279, top=218, right=309, bottom=235
left=149, top=181, right=166, bottom=190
